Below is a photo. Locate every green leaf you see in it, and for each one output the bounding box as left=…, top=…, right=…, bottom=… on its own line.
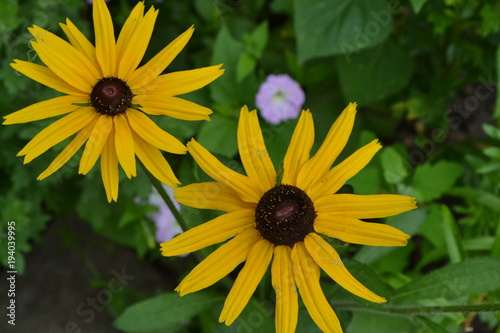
left=391, top=258, right=500, bottom=303
left=446, top=187, right=500, bottom=212
left=492, top=218, right=500, bottom=257
left=483, top=147, right=500, bottom=159
left=417, top=204, right=445, bottom=248
left=411, top=316, right=451, bottom=333
left=216, top=298, right=275, bottom=332
left=354, top=209, right=427, bottom=264
left=494, top=44, right=500, bottom=118
left=114, top=292, right=223, bottom=332
left=336, top=40, right=413, bottom=105
left=210, top=25, right=243, bottom=106
left=197, top=114, right=238, bottom=158
left=245, top=21, right=269, bottom=56
left=482, top=123, right=500, bottom=140
left=410, top=0, right=429, bottom=14
left=348, top=312, right=411, bottom=333
left=236, top=21, right=268, bottom=83
left=294, top=0, right=393, bottom=62
left=412, top=161, right=462, bottom=202
left=380, top=146, right=408, bottom=184
left=236, top=52, right=256, bottom=83
left=0, top=0, right=21, bottom=32
left=441, top=204, right=466, bottom=264
left=342, top=259, right=390, bottom=306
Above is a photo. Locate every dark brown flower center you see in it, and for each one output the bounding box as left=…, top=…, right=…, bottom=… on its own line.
left=90, top=77, right=133, bottom=116
left=255, top=184, right=316, bottom=247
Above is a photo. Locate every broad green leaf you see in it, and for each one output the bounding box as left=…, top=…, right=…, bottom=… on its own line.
left=342, top=259, right=390, bottom=307
left=354, top=209, right=427, bottom=264
left=114, top=292, right=223, bottom=332
left=336, top=41, right=413, bottom=105
left=380, top=146, right=408, bottom=184
left=197, top=114, right=238, bottom=158
left=217, top=298, right=275, bottom=332
left=294, top=0, right=393, bottom=63
left=237, top=21, right=268, bottom=83
left=417, top=204, right=445, bottom=248
left=236, top=52, right=256, bottom=83
left=348, top=312, right=411, bottom=333
left=410, top=0, right=429, bottom=14
left=441, top=205, right=466, bottom=264
left=411, top=316, right=452, bottom=333
left=412, top=161, right=462, bottom=202
left=210, top=25, right=243, bottom=106
left=347, top=165, right=381, bottom=195
left=391, top=258, right=500, bottom=303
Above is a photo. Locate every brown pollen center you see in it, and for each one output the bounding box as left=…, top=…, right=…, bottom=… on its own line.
left=90, top=77, right=133, bottom=116
left=255, top=184, right=316, bottom=247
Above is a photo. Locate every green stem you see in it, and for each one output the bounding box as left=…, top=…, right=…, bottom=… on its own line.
left=334, top=302, right=500, bottom=315
left=139, top=161, right=189, bottom=233
left=139, top=161, right=234, bottom=291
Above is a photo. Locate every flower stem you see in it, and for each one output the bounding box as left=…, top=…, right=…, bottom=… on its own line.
left=139, top=161, right=189, bottom=233
left=139, top=161, right=235, bottom=291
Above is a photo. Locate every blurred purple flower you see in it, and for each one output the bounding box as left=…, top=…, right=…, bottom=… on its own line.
left=86, top=0, right=110, bottom=4
left=255, top=74, right=305, bottom=125
left=146, top=184, right=182, bottom=244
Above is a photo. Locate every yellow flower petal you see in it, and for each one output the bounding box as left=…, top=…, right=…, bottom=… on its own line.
left=101, top=126, right=119, bottom=202
left=128, top=26, right=194, bottom=90
left=134, top=65, right=224, bottom=96
left=174, top=182, right=255, bottom=212
left=291, top=242, right=343, bottom=333
left=161, top=209, right=255, bottom=256
left=305, top=233, right=386, bottom=303
left=37, top=116, right=98, bottom=180
left=18, top=107, right=97, bottom=164
left=238, top=106, right=276, bottom=192
left=115, top=2, right=144, bottom=58
left=315, top=214, right=410, bottom=246
left=79, top=114, right=113, bottom=175
left=187, top=139, right=262, bottom=203
left=308, top=139, right=382, bottom=201
left=135, top=95, right=213, bottom=120
left=174, top=228, right=261, bottom=296
left=132, top=131, right=180, bottom=187
left=297, top=103, right=356, bottom=191
left=117, top=6, right=158, bottom=79
left=219, top=238, right=273, bottom=325
left=315, top=194, right=417, bottom=219
left=28, top=25, right=99, bottom=92
left=59, top=18, right=99, bottom=75
left=272, top=245, right=298, bottom=333
left=3, top=95, right=88, bottom=125
left=113, top=114, right=136, bottom=178
left=10, top=60, right=87, bottom=96
left=127, top=109, right=187, bottom=154
left=282, top=110, right=314, bottom=186
left=93, top=0, right=116, bottom=76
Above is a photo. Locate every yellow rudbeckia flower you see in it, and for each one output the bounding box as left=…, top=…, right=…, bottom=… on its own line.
left=161, top=103, right=417, bottom=332
left=3, top=0, right=223, bottom=202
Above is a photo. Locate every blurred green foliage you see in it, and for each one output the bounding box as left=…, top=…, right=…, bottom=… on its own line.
left=1, top=0, right=500, bottom=332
